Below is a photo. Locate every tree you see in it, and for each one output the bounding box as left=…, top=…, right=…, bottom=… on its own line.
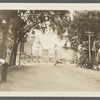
left=4, top=10, right=71, bottom=66
left=69, top=10, right=100, bottom=64
left=9, top=15, right=26, bottom=65
left=0, top=11, right=18, bottom=59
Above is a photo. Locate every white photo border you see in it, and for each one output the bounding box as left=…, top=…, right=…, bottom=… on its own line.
left=0, top=3, right=100, bottom=97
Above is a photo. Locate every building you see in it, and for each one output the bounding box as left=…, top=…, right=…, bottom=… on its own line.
left=16, top=37, right=34, bottom=64
left=32, top=37, right=43, bottom=63
left=42, top=49, right=49, bottom=63
left=49, top=48, right=54, bottom=63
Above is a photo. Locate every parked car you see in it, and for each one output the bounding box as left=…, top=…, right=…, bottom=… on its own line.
left=56, top=58, right=64, bottom=64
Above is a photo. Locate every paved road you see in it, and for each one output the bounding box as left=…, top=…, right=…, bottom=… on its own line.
left=0, top=63, right=100, bottom=91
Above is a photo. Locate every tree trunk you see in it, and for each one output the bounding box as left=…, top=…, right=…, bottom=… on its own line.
left=0, top=28, right=7, bottom=58
left=12, top=44, right=18, bottom=66
left=0, top=16, right=10, bottom=59
left=19, top=42, right=22, bottom=65
left=0, top=39, right=5, bottom=58
left=10, top=39, right=18, bottom=66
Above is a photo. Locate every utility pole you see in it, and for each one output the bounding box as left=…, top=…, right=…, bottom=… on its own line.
left=85, top=31, right=94, bottom=61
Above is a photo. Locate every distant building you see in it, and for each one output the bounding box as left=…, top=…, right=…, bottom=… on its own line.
left=17, top=37, right=34, bottom=64
left=42, top=49, right=49, bottom=63
left=32, top=38, right=42, bottom=63
left=49, top=48, right=54, bottom=63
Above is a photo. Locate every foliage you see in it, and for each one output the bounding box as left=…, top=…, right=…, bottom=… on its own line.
left=69, top=10, right=100, bottom=47
left=69, top=10, right=100, bottom=61
left=0, top=10, right=71, bottom=65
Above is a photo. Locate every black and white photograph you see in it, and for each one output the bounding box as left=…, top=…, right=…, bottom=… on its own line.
left=0, top=3, right=100, bottom=97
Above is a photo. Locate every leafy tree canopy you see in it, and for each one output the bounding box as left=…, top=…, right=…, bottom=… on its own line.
left=69, top=10, right=100, bottom=51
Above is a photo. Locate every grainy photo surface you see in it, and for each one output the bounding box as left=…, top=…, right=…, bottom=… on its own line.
left=0, top=4, right=100, bottom=97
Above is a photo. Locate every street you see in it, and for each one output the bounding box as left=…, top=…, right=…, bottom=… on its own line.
left=0, top=63, right=100, bottom=91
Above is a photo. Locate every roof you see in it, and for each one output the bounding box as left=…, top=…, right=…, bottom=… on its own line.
left=27, top=37, right=36, bottom=44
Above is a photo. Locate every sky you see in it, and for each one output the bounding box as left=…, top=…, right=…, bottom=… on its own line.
left=34, top=29, right=66, bottom=49
left=28, top=10, right=74, bottom=49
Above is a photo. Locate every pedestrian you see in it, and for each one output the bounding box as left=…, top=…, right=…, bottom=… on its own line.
left=0, top=59, right=9, bottom=83
left=54, top=44, right=58, bottom=66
